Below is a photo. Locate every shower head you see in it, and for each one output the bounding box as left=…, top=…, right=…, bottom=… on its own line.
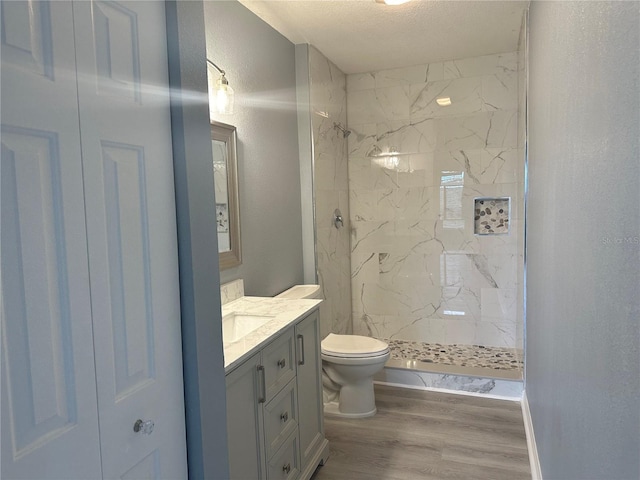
left=333, top=122, right=351, bottom=138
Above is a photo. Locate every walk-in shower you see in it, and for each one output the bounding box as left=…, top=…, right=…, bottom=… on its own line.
left=299, top=27, right=527, bottom=388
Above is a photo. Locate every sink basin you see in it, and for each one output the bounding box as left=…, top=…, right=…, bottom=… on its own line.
left=222, top=313, right=275, bottom=343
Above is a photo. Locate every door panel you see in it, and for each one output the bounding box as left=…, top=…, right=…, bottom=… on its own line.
left=1, top=2, right=102, bottom=478
left=72, top=1, right=187, bottom=478
left=2, top=129, right=76, bottom=446
left=226, top=353, right=265, bottom=480
left=100, top=141, right=155, bottom=400
left=91, top=0, right=141, bottom=101
left=295, top=311, right=324, bottom=473
left=120, top=450, right=160, bottom=480
left=0, top=1, right=54, bottom=78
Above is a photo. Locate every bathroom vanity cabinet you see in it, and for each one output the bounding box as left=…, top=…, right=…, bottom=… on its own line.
left=225, top=309, right=329, bottom=480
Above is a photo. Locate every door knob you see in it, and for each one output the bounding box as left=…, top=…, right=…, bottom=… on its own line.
left=133, top=419, right=155, bottom=435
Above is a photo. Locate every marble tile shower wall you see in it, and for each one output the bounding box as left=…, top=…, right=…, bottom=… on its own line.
left=309, top=46, right=352, bottom=338
left=346, top=52, right=524, bottom=350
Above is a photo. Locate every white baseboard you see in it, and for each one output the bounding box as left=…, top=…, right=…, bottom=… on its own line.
left=521, top=390, right=543, bottom=479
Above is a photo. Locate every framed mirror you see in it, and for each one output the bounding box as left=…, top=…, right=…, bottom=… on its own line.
left=211, top=121, right=241, bottom=269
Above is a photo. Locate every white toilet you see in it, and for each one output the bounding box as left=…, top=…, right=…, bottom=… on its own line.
left=320, top=333, right=389, bottom=418
left=276, top=284, right=390, bottom=418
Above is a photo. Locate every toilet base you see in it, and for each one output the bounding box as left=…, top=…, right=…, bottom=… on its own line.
left=323, top=400, right=377, bottom=418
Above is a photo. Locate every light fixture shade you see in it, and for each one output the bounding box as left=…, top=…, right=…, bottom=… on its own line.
left=213, top=75, right=234, bottom=115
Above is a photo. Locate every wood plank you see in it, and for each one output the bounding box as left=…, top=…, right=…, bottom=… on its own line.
left=441, top=442, right=531, bottom=473
left=311, top=385, right=530, bottom=480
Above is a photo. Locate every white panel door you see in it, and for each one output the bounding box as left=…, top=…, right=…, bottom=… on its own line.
left=0, top=2, right=102, bottom=479
left=71, top=1, right=187, bottom=478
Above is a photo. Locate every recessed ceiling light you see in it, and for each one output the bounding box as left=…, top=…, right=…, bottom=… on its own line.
left=436, top=97, right=452, bottom=106
left=375, top=0, right=412, bottom=5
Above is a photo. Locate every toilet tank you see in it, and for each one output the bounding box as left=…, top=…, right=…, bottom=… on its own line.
left=275, top=284, right=322, bottom=300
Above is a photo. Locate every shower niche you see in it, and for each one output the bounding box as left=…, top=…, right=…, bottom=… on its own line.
left=474, top=197, right=511, bottom=235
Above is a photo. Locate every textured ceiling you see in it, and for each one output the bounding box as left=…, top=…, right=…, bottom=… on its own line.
left=238, top=0, right=528, bottom=74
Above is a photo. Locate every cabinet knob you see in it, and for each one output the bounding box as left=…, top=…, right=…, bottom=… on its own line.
left=133, top=419, right=154, bottom=435
left=280, top=411, right=288, bottom=422
left=282, top=463, right=291, bottom=474
left=277, top=358, right=286, bottom=369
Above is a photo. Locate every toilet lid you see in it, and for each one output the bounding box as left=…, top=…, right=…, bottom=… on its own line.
left=321, top=333, right=389, bottom=358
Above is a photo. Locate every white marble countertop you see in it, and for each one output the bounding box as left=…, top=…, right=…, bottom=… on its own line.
left=222, top=296, right=322, bottom=373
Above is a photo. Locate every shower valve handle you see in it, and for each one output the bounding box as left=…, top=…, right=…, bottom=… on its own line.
left=334, top=209, right=344, bottom=229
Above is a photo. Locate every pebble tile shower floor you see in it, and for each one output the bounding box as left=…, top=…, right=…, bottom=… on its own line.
left=385, top=339, right=523, bottom=372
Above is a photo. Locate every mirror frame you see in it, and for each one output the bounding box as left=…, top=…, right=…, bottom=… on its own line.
left=211, top=121, right=242, bottom=269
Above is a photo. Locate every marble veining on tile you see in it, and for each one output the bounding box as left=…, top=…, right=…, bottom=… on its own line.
left=347, top=50, right=525, bottom=353
left=376, top=367, right=523, bottom=399
left=220, top=279, right=244, bottom=305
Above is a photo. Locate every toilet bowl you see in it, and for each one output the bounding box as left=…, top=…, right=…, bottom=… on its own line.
left=321, top=333, right=389, bottom=418
left=276, top=285, right=390, bottom=418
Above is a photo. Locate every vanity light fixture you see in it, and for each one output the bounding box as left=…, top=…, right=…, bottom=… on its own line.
left=436, top=97, right=452, bottom=106
left=207, top=59, right=235, bottom=115
left=375, top=0, right=412, bottom=5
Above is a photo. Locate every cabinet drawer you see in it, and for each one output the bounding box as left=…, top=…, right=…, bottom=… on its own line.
left=267, top=432, right=299, bottom=480
left=263, top=329, right=295, bottom=401
left=264, top=378, right=298, bottom=459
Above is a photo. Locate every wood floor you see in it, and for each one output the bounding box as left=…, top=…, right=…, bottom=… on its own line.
left=311, top=385, right=531, bottom=480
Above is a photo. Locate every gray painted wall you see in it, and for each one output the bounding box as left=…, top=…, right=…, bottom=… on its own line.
left=204, top=1, right=304, bottom=296
left=526, top=2, right=639, bottom=479
left=165, top=2, right=229, bottom=478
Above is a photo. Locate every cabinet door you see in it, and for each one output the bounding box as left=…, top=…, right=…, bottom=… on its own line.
left=71, top=1, right=187, bottom=478
left=295, top=311, right=325, bottom=474
left=1, top=2, right=102, bottom=478
left=226, top=352, right=265, bottom=480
